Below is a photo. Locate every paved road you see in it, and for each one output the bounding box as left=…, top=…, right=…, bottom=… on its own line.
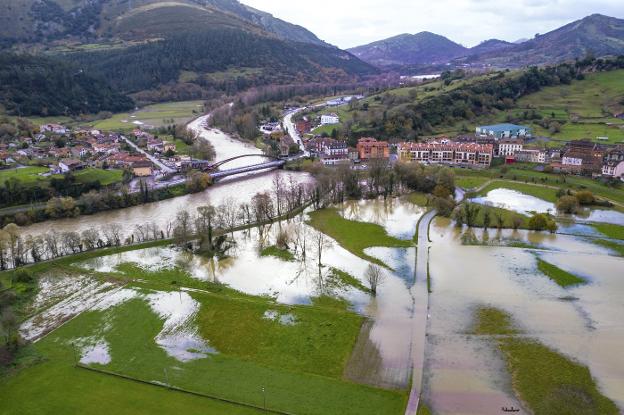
left=405, top=209, right=437, bottom=415
left=283, top=108, right=306, bottom=154
left=121, top=135, right=176, bottom=174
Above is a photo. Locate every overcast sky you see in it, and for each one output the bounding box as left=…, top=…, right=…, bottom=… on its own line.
left=241, top=0, right=623, bottom=49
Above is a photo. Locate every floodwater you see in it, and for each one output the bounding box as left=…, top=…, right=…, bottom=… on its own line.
left=423, top=219, right=624, bottom=414
left=74, top=197, right=426, bottom=390
left=471, top=188, right=624, bottom=225
left=18, top=120, right=312, bottom=239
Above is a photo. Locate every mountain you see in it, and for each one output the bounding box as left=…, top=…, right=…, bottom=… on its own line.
left=0, top=0, right=325, bottom=46
left=467, top=39, right=513, bottom=55
left=458, top=14, right=624, bottom=67
left=348, top=32, right=468, bottom=67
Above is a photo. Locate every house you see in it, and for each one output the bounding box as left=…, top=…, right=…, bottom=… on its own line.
left=59, top=158, right=84, bottom=172
left=357, top=138, right=389, bottom=160
left=132, top=160, right=153, bottom=177
left=602, top=147, right=624, bottom=178
left=475, top=124, right=531, bottom=139
left=40, top=124, right=68, bottom=135
left=70, top=146, right=89, bottom=158
left=163, top=141, right=176, bottom=153
left=348, top=147, right=359, bottom=162
left=279, top=135, right=296, bottom=157
left=146, top=137, right=164, bottom=152
left=497, top=138, right=524, bottom=157
left=514, top=149, right=547, bottom=163
left=559, top=140, right=605, bottom=175
left=398, top=141, right=493, bottom=167
left=296, top=119, right=312, bottom=134
left=320, top=154, right=350, bottom=166
left=320, top=113, right=340, bottom=125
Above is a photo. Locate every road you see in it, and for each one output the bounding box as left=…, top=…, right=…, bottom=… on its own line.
left=121, top=135, right=176, bottom=174
left=405, top=209, right=437, bottom=415
left=283, top=108, right=306, bottom=154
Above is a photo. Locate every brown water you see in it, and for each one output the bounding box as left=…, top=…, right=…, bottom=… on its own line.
left=423, top=219, right=624, bottom=413
left=18, top=121, right=311, bottom=239
left=74, top=197, right=427, bottom=390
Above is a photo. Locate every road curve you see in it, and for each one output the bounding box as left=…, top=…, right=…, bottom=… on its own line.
left=405, top=209, right=437, bottom=415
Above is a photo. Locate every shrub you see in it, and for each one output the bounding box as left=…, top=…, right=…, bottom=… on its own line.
left=556, top=196, right=580, bottom=214
left=528, top=213, right=558, bottom=233
left=575, top=190, right=595, bottom=205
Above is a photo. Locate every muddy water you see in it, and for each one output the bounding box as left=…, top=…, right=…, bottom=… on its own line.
left=74, top=198, right=426, bottom=390
left=18, top=119, right=311, bottom=239
left=423, top=219, right=624, bottom=413
left=471, top=188, right=624, bottom=225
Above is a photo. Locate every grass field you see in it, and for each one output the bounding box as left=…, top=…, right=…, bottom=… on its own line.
left=592, top=239, right=624, bottom=257
left=592, top=223, right=624, bottom=240
left=455, top=175, right=491, bottom=190
left=472, top=306, right=618, bottom=414
left=307, top=208, right=413, bottom=267
left=536, top=258, right=586, bottom=287
left=92, top=100, right=205, bottom=132
left=0, top=166, right=49, bottom=185
left=0, top=242, right=406, bottom=415
left=471, top=205, right=529, bottom=230
left=73, top=168, right=124, bottom=185
left=260, top=245, right=295, bottom=261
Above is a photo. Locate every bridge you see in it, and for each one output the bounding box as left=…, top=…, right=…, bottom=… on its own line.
left=196, top=154, right=286, bottom=181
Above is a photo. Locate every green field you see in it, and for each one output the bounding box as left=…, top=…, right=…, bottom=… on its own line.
left=92, top=100, right=205, bottom=132
left=0, top=166, right=49, bottom=185
left=472, top=306, right=618, bottom=414
left=73, top=168, right=124, bottom=185
left=0, top=243, right=406, bottom=415
left=307, top=208, right=413, bottom=267
left=455, top=175, right=490, bottom=190
left=592, top=223, right=624, bottom=240
left=536, top=258, right=586, bottom=287
left=436, top=70, right=624, bottom=143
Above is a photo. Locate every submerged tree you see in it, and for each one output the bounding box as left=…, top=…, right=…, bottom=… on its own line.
left=365, top=264, right=385, bottom=296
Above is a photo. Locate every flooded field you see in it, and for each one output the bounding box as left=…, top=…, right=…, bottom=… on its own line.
left=423, top=218, right=624, bottom=414
left=472, top=187, right=624, bottom=225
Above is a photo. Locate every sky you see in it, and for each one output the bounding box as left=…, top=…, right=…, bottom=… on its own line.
left=241, top=0, right=623, bottom=49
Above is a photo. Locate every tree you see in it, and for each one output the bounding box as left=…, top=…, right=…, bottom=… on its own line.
left=528, top=213, right=557, bottom=233
left=365, top=264, right=385, bottom=296
left=482, top=208, right=491, bottom=230
left=511, top=214, right=524, bottom=230
left=173, top=210, right=192, bottom=245
left=575, top=190, right=595, bottom=205
left=556, top=196, right=580, bottom=214
left=461, top=203, right=481, bottom=228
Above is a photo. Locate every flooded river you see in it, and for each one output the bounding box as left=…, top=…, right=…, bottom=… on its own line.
left=19, top=116, right=311, bottom=238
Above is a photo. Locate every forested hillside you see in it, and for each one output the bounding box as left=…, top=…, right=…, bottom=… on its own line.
left=62, top=29, right=377, bottom=97
left=0, top=54, right=134, bottom=116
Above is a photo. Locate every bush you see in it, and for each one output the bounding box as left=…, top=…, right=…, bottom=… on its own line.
left=13, top=270, right=34, bottom=284
left=528, top=213, right=558, bottom=233
left=575, top=190, right=595, bottom=205
left=556, top=196, right=580, bottom=214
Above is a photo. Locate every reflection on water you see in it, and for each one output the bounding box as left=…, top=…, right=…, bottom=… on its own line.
left=74, top=197, right=426, bottom=390
left=470, top=188, right=554, bottom=215
left=471, top=188, right=624, bottom=226
left=424, top=218, right=624, bottom=413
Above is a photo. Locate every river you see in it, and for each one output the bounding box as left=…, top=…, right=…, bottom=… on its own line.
left=18, top=115, right=312, bottom=238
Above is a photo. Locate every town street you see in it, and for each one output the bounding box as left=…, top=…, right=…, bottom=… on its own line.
left=121, top=135, right=176, bottom=174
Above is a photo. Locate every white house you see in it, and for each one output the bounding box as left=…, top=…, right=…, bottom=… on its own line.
left=40, top=124, right=68, bottom=135
left=497, top=139, right=524, bottom=157
left=320, top=113, right=340, bottom=125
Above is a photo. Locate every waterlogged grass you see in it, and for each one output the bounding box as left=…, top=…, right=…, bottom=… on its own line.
left=404, top=192, right=430, bottom=207
left=260, top=245, right=295, bottom=261
left=592, top=223, right=624, bottom=240
left=472, top=306, right=618, bottom=415
left=473, top=206, right=529, bottom=229
left=416, top=403, right=432, bottom=415
left=328, top=267, right=370, bottom=293
left=307, top=208, right=413, bottom=267
left=536, top=258, right=586, bottom=288
left=592, top=239, right=624, bottom=256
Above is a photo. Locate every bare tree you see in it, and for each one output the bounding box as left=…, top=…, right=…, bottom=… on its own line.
left=251, top=192, right=274, bottom=223
left=365, top=264, right=385, bottom=296
left=44, top=232, right=60, bottom=258
left=220, top=197, right=239, bottom=233
left=81, top=229, right=100, bottom=251
left=61, top=232, right=82, bottom=254
left=103, top=224, right=122, bottom=246
left=134, top=224, right=148, bottom=242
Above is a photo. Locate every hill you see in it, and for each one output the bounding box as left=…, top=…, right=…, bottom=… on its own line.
left=348, top=32, right=468, bottom=67
left=467, top=39, right=514, bottom=55
left=0, top=53, right=134, bottom=116
left=0, top=0, right=325, bottom=46
left=457, top=14, right=624, bottom=67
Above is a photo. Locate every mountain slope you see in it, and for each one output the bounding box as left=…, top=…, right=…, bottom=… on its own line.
left=348, top=32, right=468, bottom=67
left=0, top=0, right=325, bottom=46
left=459, top=14, right=624, bottom=67
left=467, top=39, right=513, bottom=55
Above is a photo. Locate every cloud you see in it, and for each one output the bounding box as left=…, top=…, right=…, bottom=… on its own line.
left=240, top=0, right=623, bottom=48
